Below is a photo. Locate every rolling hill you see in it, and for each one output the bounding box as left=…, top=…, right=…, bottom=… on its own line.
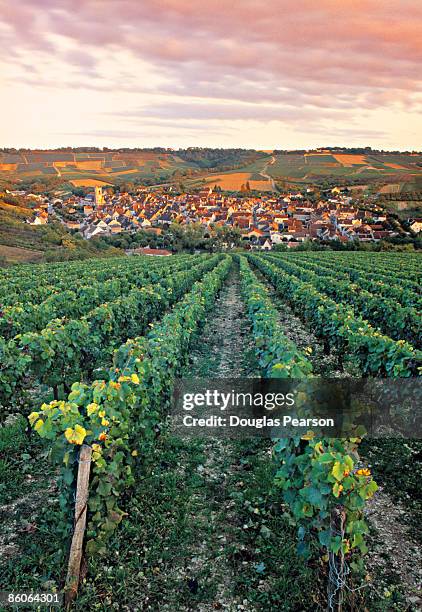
left=0, top=198, right=121, bottom=265
left=0, top=149, right=265, bottom=190
left=0, top=149, right=421, bottom=195
left=267, top=151, right=422, bottom=189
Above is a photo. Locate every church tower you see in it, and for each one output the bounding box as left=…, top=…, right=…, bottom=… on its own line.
left=95, top=186, right=104, bottom=206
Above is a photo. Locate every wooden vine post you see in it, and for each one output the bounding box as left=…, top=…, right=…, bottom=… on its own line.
left=64, top=444, right=92, bottom=607
left=328, top=506, right=347, bottom=612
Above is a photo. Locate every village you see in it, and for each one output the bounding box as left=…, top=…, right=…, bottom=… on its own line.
left=16, top=183, right=417, bottom=250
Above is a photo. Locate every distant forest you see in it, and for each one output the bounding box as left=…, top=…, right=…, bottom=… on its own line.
left=1, top=146, right=420, bottom=155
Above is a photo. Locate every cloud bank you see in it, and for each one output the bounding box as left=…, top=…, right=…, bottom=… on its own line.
left=0, top=0, right=421, bottom=148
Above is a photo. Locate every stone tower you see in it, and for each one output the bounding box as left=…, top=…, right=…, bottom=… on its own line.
left=95, top=186, right=104, bottom=206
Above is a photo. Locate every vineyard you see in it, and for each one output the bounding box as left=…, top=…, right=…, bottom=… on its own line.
left=0, top=252, right=421, bottom=610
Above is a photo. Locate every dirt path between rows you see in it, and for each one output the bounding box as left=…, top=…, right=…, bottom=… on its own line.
left=163, top=266, right=261, bottom=611
left=186, top=265, right=259, bottom=379
left=364, top=486, right=421, bottom=608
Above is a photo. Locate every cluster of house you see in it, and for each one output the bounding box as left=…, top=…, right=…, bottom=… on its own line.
left=21, top=185, right=411, bottom=247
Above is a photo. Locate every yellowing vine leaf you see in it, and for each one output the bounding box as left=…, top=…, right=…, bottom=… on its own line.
left=64, top=424, right=87, bottom=445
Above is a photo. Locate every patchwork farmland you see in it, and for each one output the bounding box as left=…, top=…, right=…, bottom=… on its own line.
left=1, top=149, right=422, bottom=193
left=267, top=152, right=422, bottom=188
left=0, top=151, right=196, bottom=186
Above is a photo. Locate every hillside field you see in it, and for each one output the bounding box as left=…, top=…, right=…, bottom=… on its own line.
left=0, top=151, right=197, bottom=188
left=0, top=199, right=122, bottom=264
left=1, top=150, right=421, bottom=193
left=0, top=244, right=43, bottom=263
left=268, top=152, right=422, bottom=187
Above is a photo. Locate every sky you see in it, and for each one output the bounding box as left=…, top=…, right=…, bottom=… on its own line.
left=0, top=0, right=421, bottom=150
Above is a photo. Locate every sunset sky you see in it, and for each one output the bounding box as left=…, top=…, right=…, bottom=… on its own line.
left=0, top=0, right=421, bottom=150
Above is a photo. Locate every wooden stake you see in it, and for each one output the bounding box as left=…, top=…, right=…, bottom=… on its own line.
left=327, top=506, right=347, bottom=612
left=64, top=444, right=92, bottom=607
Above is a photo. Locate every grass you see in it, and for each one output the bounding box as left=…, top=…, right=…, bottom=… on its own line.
left=0, top=416, right=27, bottom=454
left=360, top=439, right=422, bottom=543
left=0, top=421, right=411, bottom=610
left=304, top=154, right=339, bottom=165
left=0, top=415, right=64, bottom=594
left=0, top=416, right=318, bottom=609
left=333, top=154, right=367, bottom=165
left=0, top=244, right=43, bottom=263
left=69, top=179, right=113, bottom=187
left=70, top=435, right=323, bottom=611
left=204, top=172, right=252, bottom=190
left=221, top=439, right=323, bottom=611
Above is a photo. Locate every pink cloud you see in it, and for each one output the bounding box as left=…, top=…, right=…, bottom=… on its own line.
left=3, top=1, right=421, bottom=84
left=0, top=0, right=421, bottom=147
